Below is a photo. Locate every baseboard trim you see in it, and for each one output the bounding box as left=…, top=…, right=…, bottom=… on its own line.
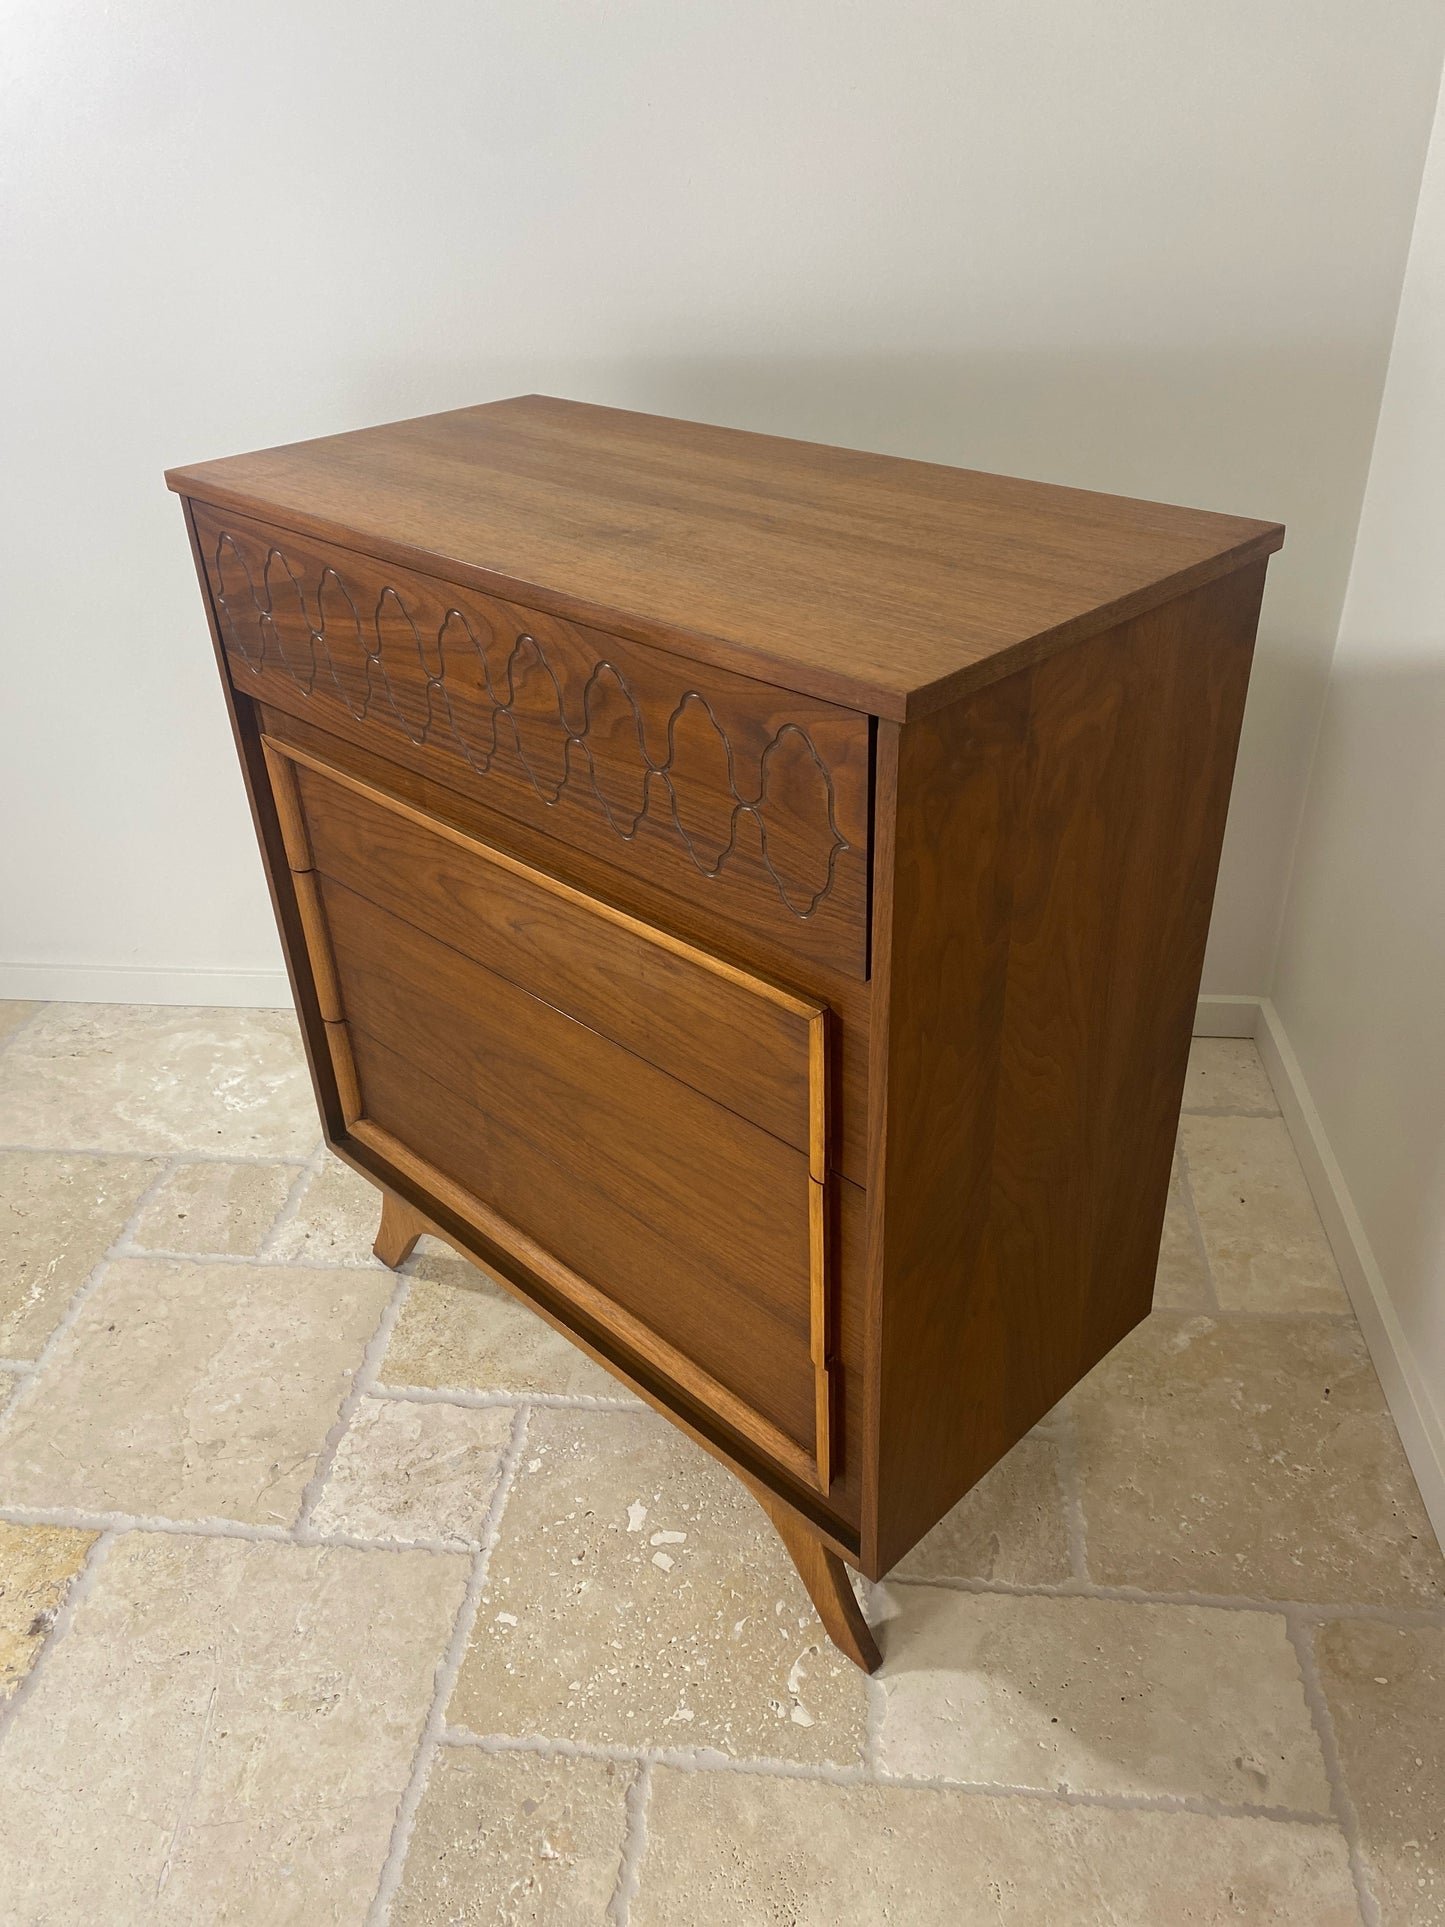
left=1252, top=997, right=1445, bottom=1554
left=0, top=964, right=294, bottom=1009
left=1192, top=993, right=1263, bottom=1038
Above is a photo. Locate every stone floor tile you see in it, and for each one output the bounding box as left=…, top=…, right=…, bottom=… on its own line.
left=393, top=1746, right=629, bottom=1925
left=0, top=1520, right=97, bottom=1701
left=891, top=1434, right=1070, bottom=1584
left=383, top=1241, right=636, bottom=1402
left=1181, top=1114, right=1350, bottom=1313
left=309, top=1397, right=514, bottom=1547
left=631, top=1770, right=1359, bottom=1926
left=0, top=1150, right=159, bottom=1356
left=1316, top=1618, right=1445, bottom=1927
left=1152, top=1150, right=1214, bottom=1310
left=0, top=1001, right=41, bottom=1049
left=0, top=1003, right=317, bottom=1156
left=1183, top=1038, right=1279, bottom=1114
left=0, top=1531, right=467, bottom=1924
left=1073, top=1312, right=1445, bottom=1606
left=449, top=1408, right=869, bottom=1762
left=266, top=1152, right=386, bottom=1265
left=130, top=1157, right=298, bottom=1257
left=873, top=1587, right=1329, bottom=1808
left=0, top=1257, right=395, bottom=1523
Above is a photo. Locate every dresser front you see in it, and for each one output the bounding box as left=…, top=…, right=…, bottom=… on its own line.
left=185, top=499, right=876, bottom=1543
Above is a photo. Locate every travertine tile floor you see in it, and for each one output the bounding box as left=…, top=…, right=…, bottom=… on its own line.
left=0, top=1003, right=1441, bottom=1924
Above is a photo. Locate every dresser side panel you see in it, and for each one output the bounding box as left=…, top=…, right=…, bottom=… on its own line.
left=866, top=565, right=1266, bottom=1575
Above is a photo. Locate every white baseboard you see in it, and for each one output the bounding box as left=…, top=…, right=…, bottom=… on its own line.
left=1192, top=993, right=1264, bottom=1037
left=0, top=964, right=294, bottom=1009
left=1251, top=997, right=1445, bottom=1555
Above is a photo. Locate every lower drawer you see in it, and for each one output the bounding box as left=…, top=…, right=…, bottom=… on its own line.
left=262, top=733, right=849, bottom=1496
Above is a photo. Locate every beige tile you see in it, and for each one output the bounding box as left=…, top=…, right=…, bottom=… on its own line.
left=1153, top=1151, right=1213, bottom=1310
left=0, top=1520, right=97, bottom=1701
left=393, top=1746, right=628, bottom=1925
left=0, top=1003, right=317, bottom=1156
left=131, top=1158, right=298, bottom=1256
left=1073, top=1312, right=1445, bottom=1606
left=0, top=1257, right=395, bottom=1523
left=874, top=1587, right=1328, bottom=1808
left=0, top=1151, right=159, bottom=1357
left=631, top=1769, right=1359, bottom=1926
left=309, top=1397, right=514, bottom=1547
left=0, top=1001, right=41, bottom=1049
left=266, top=1152, right=384, bottom=1265
left=1181, top=1114, right=1349, bottom=1313
left=384, top=1242, right=635, bottom=1401
left=1183, top=1038, right=1279, bottom=1113
left=892, top=1435, right=1070, bottom=1584
left=0, top=1531, right=467, bottom=1924
left=449, top=1408, right=869, bottom=1762
left=1317, top=1618, right=1445, bottom=1927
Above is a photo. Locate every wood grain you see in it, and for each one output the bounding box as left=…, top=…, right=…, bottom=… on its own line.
left=863, top=566, right=1265, bottom=1574
left=373, top=1189, right=430, bottom=1268
left=193, top=500, right=871, bottom=977
left=172, top=399, right=1280, bottom=1665
left=750, top=1480, right=880, bottom=1673
left=168, top=394, right=1283, bottom=719
left=257, top=701, right=873, bottom=1184
left=280, top=737, right=825, bottom=1159
left=322, top=879, right=832, bottom=1473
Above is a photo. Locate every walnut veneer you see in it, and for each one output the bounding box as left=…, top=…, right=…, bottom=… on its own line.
left=168, top=396, right=1283, bottom=1669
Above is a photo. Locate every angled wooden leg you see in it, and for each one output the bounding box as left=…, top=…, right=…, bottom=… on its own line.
left=373, top=1189, right=430, bottom=1269
left=752, top=1486, right=882, bottom=1673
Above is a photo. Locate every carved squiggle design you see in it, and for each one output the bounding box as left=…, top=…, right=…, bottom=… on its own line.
left=209, top=529, right=849, bottom=919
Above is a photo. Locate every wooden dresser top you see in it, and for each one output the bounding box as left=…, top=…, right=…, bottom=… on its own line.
left=167, top=395, right=1283, bottom=719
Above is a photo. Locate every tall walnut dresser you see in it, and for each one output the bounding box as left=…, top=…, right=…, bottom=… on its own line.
left=168, top=397, right=1283, bottom=1670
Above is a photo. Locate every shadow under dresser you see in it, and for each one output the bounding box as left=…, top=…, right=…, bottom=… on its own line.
left=167, top=396, right=1284, bottom=1669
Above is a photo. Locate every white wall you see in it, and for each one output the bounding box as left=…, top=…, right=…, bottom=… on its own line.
left=1273, top=72, right=1445, bottom=1500
left=4, top=0, right=1444, bottom=1001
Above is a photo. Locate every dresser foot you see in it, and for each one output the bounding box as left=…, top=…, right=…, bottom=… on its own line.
left=373, top=1190, right=430, bottom=1269
left=753, top=1489, right=882, bottom=1673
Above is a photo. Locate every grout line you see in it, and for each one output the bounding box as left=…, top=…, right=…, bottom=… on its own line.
left=254, top=1141, right=329, bottom=1260
left=607, top=1760, right=653, bottom=1926
left=1174, top=1137, right=1223, bottom=1314
left=443, top=1726, right=870, bottom=1783
left=293, top=1271, right=417, bottom=1539
left=370, top=1382, right=642, bottom=1412
left=1288, top=1613, right=1382, bottom=1927
left=878, top=1573, right=1445, bottom=1626
left=106, top=1246, right=389, bottom=1273
left=1051, top=1404, right=1091, bottom=1584
left=0, top=1143, right=311, bottom=1167
left=0, top=1501, right=477, bottom=1557
left=0, top=1528, right=113, bottom=1746
left=439, top=1727, right=1342, bottom=1824
left=366, top=1405, right=532, bottom=1926
left=0, top=1157, right=183, bottom=1435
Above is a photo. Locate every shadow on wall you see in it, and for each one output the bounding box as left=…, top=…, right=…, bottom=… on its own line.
left=1276, top=657, right=1445, bottom=1353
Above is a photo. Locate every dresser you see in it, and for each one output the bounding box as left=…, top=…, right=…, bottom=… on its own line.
left=168, top=398, right=1283, bottom=1669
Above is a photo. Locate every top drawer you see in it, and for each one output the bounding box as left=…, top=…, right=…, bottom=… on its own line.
left=191, top=502, right=872, bottom=977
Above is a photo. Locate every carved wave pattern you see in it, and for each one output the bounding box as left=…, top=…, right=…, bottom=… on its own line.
left=209, top=529, right=849, bottom=919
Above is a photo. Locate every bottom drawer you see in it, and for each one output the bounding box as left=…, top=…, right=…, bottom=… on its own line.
left=262, top=733, right=846, bottom=1497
